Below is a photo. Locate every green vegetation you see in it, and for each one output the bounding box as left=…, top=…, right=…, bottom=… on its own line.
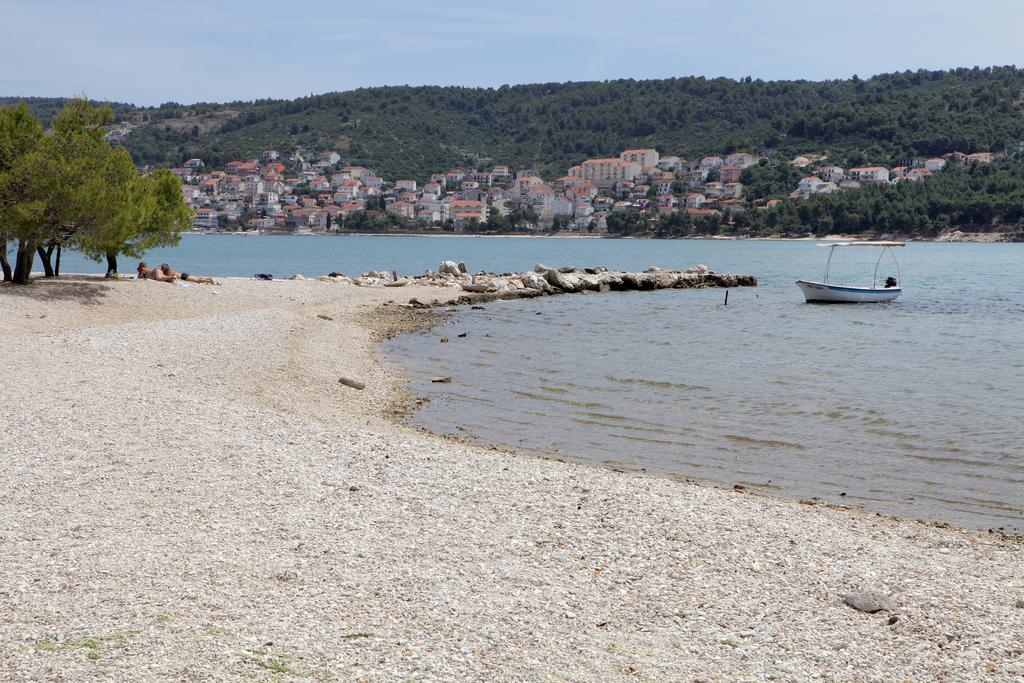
left=31, top=629, right=140, bottom=661
left=6, top=67, right=1024, bottom=240
left=0, top=99, right=191, bottom=283
left=631, top=157, right=1024, bottom=238
left=8, top=66, right=1024, bottom=182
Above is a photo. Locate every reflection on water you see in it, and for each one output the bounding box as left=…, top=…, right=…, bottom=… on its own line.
left=383, top=242, right=1024, bottom=534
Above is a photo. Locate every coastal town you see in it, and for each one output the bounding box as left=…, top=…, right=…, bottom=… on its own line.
left=165, top=144, right=1004, bottom=234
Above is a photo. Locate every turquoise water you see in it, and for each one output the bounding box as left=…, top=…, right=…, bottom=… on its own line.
left=380, top=240, right=1024, bottom=534
left=54, top=235, right=1024, bottom=532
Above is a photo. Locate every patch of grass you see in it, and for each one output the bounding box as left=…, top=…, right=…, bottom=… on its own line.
left=240, top=648, right=297, bottom=676
left=32, top=629, right=140, bottom=660
left=720, top=638, right=741, bottom=648
left=205, top=625, right=234, bottom=637
left=155, top=614, right=176, bottom=624
left=341, top=632, right=373, bottom=640
left=33, top=639, right=61, bottom=653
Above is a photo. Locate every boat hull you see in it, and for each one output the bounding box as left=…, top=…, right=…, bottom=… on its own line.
left=796, top=280, right=901, bottom=303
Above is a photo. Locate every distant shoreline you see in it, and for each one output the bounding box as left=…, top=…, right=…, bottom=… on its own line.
left=184, top=230, right=1024, bottom=243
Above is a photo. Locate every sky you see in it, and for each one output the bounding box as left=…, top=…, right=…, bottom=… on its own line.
left=1, top=0, right=1022, bottom=106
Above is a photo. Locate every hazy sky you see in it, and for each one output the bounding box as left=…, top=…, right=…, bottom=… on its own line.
left=1, top=0, right=1021, bottom=105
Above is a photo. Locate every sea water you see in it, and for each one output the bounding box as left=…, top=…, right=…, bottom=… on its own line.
left=380, top=239, right=1024, bottom=534
left=53, top=235, right=1024, bottom=531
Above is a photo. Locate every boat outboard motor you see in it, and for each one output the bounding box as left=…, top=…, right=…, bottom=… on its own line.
left=884, top=276, right=898, bottom=288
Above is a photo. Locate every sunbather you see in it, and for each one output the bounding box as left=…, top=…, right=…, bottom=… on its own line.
left=160, top=264, right=216, bottom=284
left=136, top=262, right=176, bottom=282
left=136, top=262, right=216, bottom=284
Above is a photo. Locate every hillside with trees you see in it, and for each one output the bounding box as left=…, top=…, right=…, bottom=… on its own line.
left=5, top=66, right=1024, bottom=180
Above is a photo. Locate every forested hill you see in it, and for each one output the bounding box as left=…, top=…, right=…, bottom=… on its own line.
left=5, top=66, right=1024, bottom=179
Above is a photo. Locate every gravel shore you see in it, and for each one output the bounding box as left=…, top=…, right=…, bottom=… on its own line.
left=1, top=276, right=1021, bottom=681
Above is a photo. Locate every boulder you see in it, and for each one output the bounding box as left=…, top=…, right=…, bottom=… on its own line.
left=460, top=282, right=497, bottom=293
left=519, top=272, right=550, bottom=290
left=384, top=279, right=410, bottom=287
left=543, top=269, right=585, bottom=292
left=534, top=263, right=553, bottom=273
left=457, top=262, right=468, bottom=274
left=289, top=273, right=305, bottom=280
left=338, top=377, right=366, bottom=390
left=439, top=261, right=461, bottom=276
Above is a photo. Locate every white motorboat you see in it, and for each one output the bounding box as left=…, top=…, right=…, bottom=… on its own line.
left=796, top=241, right=904, bottom=303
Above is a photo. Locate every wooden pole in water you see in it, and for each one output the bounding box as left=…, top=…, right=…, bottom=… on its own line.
left=724, top=290, right=729, bottom=306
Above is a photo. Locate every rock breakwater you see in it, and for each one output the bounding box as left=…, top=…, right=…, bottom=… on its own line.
left=317, top=262, right=756, bottom=306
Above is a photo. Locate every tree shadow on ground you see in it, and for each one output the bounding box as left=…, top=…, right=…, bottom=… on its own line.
left=0, top=276, right=112, bottom=305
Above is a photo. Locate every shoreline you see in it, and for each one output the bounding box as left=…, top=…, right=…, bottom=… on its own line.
left=2, top=277, right=1021, bottom=679
left=379, top=301, right=1023, bottom=541
left=182, top=230, right=1024, bottom=243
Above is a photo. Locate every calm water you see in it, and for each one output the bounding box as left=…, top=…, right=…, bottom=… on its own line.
left=55, top=235, right=1024, bottom=532
left=380, top=240, right=1024, bottom=534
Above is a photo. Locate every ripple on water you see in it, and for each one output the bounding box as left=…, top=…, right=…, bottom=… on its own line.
left=384, top=243, right=1024, bottom=534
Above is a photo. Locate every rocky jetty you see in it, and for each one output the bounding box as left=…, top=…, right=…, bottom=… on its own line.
left=316, top=262, right=756, bottom=306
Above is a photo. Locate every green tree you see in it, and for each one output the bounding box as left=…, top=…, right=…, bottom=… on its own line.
left=0, top=99, right=191, bottom=283
left=0, top=103, right=44, bottom=281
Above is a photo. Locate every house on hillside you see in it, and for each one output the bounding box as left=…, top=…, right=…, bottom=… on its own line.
left=798, top=176, right=825, bottom=195
left=193, top=208, right=219, bottom=231
left=724, top=152, right=757, bottom=168
left=720, top=165, right=743, bottom=184
left=847, top=167, right=890, bottom=183
left=817, top=165, right=844, bottom=183
left=620, top=148, right=660, bottom=172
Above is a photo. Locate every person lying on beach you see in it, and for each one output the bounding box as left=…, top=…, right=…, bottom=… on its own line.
left=136, top=262, right=176, bottom=282
left=159, top=264, right=216, bottom=285
left=136, top=262, right=216, bottom=284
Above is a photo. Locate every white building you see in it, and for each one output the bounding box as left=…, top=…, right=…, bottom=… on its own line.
left=580, top=158, right=642, bottom=189
left=847, top=167, right=890, bottom=183
left=798, top=176, right=825, bottom=195
left=724, top=152, right=757, bottom=168
left=620, top=149, right=660, bottom=172
left=817, top=166, right=844, bottom=183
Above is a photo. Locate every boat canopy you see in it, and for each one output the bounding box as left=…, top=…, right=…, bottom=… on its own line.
left=817, top=241, right=906, bottom=248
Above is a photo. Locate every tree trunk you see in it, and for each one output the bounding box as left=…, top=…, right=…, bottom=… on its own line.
left=105, top=251, right=118, bottom=278
left=0, top=236, right=11, bottom=281
left=12, top=239, right=36, bottom=284
left=54, top=244, right=62, bottom=277
left=36, top=244, right=55, bottom=277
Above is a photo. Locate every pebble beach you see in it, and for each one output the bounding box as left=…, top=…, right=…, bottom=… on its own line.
left=1, top=275, right=1022, bottom=681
